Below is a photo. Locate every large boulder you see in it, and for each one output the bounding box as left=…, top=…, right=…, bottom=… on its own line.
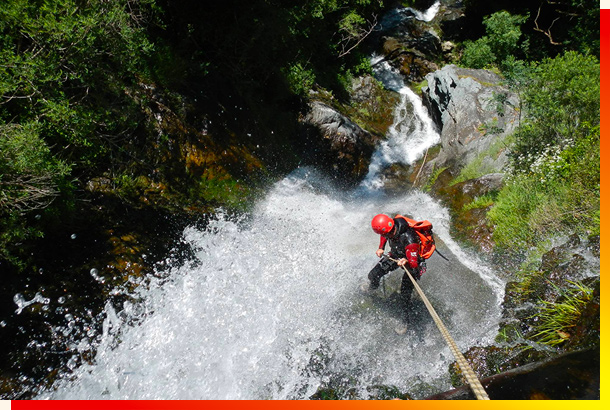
left=421, top=64, right=520, bottom=176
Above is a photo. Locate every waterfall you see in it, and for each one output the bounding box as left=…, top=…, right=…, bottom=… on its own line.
left=37, top=1, right=504, bottom=400
left=38, top=176, right=503, bottom=399
left=361, top=56, right=440, bottom=191
left=413, top=1, right=441, bottom=22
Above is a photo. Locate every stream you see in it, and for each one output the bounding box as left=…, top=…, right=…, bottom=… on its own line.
left=36, top=12, right=506, bottom=397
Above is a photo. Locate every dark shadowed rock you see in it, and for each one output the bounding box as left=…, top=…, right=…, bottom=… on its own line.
left=301, top=101, right=376, bottom=184
left=427, top=348, right=599, bottom=400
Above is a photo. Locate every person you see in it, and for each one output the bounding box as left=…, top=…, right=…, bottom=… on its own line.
left=362, top=213, right=426, bottom=334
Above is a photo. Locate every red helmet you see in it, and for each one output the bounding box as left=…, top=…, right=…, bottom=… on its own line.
left=371, top=214, right=394, bottom=235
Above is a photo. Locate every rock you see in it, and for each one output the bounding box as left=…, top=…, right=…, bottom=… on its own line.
left=368, top=5, right=443, bottom=83
left=437, top=1, right=468, bottom=41
left=429, top=348, right=600, bottom=400
left=497, top=234, right=600, bottom=350
left=301, top=101, right=376, bottom=183
left=350, top=76, right=379, bottom=103
left=421, top=64, right=519, bottom=175
left=433, top=172, right=504, bottom=251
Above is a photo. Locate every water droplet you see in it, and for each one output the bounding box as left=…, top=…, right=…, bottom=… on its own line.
left=71, top=234, right=77, bottom=240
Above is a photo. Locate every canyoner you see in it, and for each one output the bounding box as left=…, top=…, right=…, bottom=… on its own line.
left=362, top=213, right=437, bottom=334
left=364, top=213, right=491, bottom=399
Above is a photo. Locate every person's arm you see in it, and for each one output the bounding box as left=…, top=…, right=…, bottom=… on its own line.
left=376, top=236, right=387, bottom=257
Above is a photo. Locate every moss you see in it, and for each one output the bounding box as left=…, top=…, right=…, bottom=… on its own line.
left=450, top=134, right=512, bottom=186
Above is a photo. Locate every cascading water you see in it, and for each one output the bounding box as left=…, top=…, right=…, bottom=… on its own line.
left=37, top=1, right=504, bottom=400
left=38, top=168, right=503, bottom=400
left=361, top=56, right=440, bottom=190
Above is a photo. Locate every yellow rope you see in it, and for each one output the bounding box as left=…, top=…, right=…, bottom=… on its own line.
left=388, top=256, right=490, bottom=400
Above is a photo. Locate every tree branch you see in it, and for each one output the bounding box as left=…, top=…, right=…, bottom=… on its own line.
left=533, top=5, right=561, bottom=46
left=338, top=15, right=378, bottom=58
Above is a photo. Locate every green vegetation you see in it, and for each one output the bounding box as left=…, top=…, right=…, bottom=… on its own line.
left=423, top=165, right=447, bottom=192
left=462, top=194, right=495, bottom=212
left=531, top=281, right=595, bottom=347
left=461, top=11, right=529, bottom=69
left=487, top=52, right=599, bottom=250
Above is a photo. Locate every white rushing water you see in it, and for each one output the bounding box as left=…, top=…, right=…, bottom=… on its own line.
left=362, top=56, right=440, bottom=190
left=40, top=168, right=503, bottom=400
left=39, top=99, right=503, bottom=400
left=411, top=0, right=440, bottom=22
left=40, top=2, right=504, bottom=397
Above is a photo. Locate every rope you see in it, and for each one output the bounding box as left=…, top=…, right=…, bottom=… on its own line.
left=388, top=256, right=490, bottom=400
left=412, top=146, right=429, bottom=187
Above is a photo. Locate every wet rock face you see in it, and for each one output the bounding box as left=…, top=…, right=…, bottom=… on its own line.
left=372, top=8, right=442, bottom=83
left=497, top=234, right=600, bottom=358
left=301, top=101, right=377, bottom=184
left=434, top=173, right=504, bottom=251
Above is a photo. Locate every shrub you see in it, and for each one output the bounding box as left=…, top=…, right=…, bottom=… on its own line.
left=460, top=11, right=528, bottom=68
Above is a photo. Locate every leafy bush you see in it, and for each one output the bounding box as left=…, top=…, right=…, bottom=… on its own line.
left=461, top=38, right=495, bottom=69
left=510, top=51, right=600, bottom=172
left=0, top=123, right=70, bottom=214
left=0, top=123, right=72, bottom=269
left=461, top=11, right=528, bottom=68
left=283, top=63, right=316, bottom=97
left=0, top=0, right=159, bottom=169
left=487, top=51, right=599, bottom=250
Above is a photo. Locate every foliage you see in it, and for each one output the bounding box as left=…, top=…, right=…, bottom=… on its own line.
left=462, top=194, right=495, bottom=212
left=0, top=123, right=71, bottom=213
left=510, top=51, right=599, bottom=172
left=423, top=165, right=447, bottom=192
left=0, top=0, right=160, bottom=168
left=283, top=63, right=316, bottom=97
left=460, top=38, right=495, bottom=69
left=531, top=281, right=595, bottom=347
left=462, top=0, right=599, bottom=60
left=460, top=11, right=528, bottom=68
left=488, top=168, right=597, bottom=250
left=486, top=51, right=599, bottom=250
